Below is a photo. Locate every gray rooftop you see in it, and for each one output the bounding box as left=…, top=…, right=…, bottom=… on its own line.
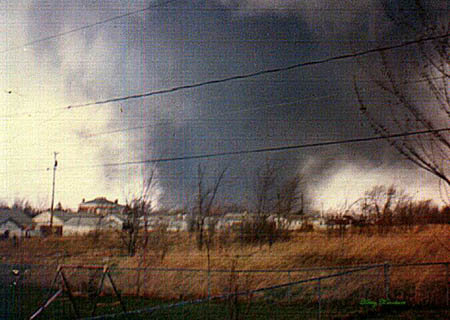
left=64, top=216, right=116, bottom=227
left=0, top=208, right=33, bottom=227
left=36, top=210, right=80, bottom=222
left=80, top=197, right=121, bottom=206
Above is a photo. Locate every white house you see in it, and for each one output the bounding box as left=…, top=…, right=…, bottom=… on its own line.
left=310, top=218, right=327, bottom=230
left=78, top=197, right=126, bottom=216
left=104, top=213, right=126, bottom=226
left=138, top=214, right=171, bottom=230
left=0, top=208, right=33, bottom=237
left=167, top=220, right=188, bottom=232
left=303, top=214, right=327, bottom=230
left=219, top=212, right=248, bottom=229
left=32, top=210, right=77, bottom=228
left=63, top=215, right=121, bottom=236
left=286, top=218, right=303, bottom=230
left=0, top=217, right=23, bottom=238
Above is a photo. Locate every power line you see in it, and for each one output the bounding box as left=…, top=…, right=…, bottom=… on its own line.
left=64, top=33, right=449, bottom=110
left=81, top=97, right=431, bottom=139
left=0, top=0, right=178, bottom=54
left=60, top=127, right=450, bottom=170
left=138, top=7, right=443, bottom=13
left=83, top=94, right=338, bottom=138
left=0, top=109, right=68, bottom=145
left=1, top=76, right=443, bottom=120
left=0, top=127, right=447, bottom=176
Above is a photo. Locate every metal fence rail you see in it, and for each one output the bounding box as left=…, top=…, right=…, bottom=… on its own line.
left=0, top=261, right=448, bottom=319
left=81, top=264, right=385, bottom=320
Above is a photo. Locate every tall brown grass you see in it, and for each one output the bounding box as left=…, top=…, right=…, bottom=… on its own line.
left=1, top=224, right=448, bottom=304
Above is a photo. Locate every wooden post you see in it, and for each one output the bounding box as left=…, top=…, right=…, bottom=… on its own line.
left=446, top=263, right=449, bottom=307
left=60, top=270, right=80, bottom=318
left=29, top=289, right=62, bottom=320
left=317, top=278, right=321, bottom=320
left=49, top=152, right=58, bottom=230
left=107, top=271, right=127, bottom=313
left=384, top=262, right=390, bottom=301
left=287, top=271, right=292, bottom=303
left=90, top=266, right=108, bottom=316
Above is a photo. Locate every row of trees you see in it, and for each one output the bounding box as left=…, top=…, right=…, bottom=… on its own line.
left=0, top=198, right=43, bottom=217
left=325, top=185, right=449, bottom=236
left=119, top=163, right=307, bottom=257
left=119, top=162, right=448, bottom=258
left=189, top=163, right=305, bottom=252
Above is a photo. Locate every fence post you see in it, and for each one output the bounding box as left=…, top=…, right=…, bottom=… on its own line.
left=10, top=277, right=15, bottom=320
left=208, top=270, right=211, bottom=299
left=287, top=271, right=292, bottom=303
left=317, top=278, right=321, bottom=320
left=384, top=262, right=390, bottom=300
left=10, top=268, right=21, bottom=320
left=446, top=263, right=449, bottom=307
left=188, top=271, right=192, bottom=298
left=16, top=270, right=21, bottom=320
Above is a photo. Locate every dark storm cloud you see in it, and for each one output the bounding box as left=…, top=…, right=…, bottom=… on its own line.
left=121, top=0, right=382, bottom=207
left=22, top=0, right=447, bottom=208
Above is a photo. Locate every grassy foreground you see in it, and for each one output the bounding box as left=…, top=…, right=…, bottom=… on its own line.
left=0, top=225, right=449, bottom=319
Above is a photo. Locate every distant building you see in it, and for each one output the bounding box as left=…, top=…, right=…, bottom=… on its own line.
left=0, top=208, right=34, bottom=237
left=63, top=215, right=122, bottom=236
left=0, top=217, right=23, bottom=238
left=167, top=220, right=188, bottom=232
left=303, top=213, right=327, bottom=231
left=78, top=197, right=125, bottom=216
left=33, top=210, right=76, bottom=228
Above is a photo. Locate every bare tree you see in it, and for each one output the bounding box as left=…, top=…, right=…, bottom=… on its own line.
left=242, top=162, right=305, bottom=246
left=190, top=164, right=227, bottom=301
left=193, top=164, right=227, bottom=252
left=12, top=197, right=35, bottom=216
left=139, top=169, right=157, bottom=252
left=255, top=163, right=305, bottom=217
left=275, top=176, right=305, bottom=219
left=0, top=200, right=9, bottom=209
left=359, top=185, right=412, bottom=234
left=120, top=170, right=156, bottom=257
left=254, top=163, right=278, bottom=216
left=120, top=202, right=141, bottom=257
left=354, top=1, right=449, bottom=193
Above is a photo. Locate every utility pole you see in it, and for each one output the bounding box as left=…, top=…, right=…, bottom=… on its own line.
left=49, top=152, right=59, bottom=229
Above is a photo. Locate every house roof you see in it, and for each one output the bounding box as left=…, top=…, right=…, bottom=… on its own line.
left=107, top=213, right=126, bottom=222
left=80, top=197, right=120, bottom=206
left=64, top=216, right=117, bottom=228
left=0, top=217, right=22, bottom=229
left=34, top=210, right=79, bottom=222
left=0, top=208, right=33, bottom=227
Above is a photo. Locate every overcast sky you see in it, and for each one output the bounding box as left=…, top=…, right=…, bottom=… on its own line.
left=0, top=0, right=448, bottom=211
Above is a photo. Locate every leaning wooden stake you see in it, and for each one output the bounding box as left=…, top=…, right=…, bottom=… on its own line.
left=107, top=270, right=127, bottom=313
left=29, top=289, right=63, bottom=320
left=90, top=265, right=109, bottom=316
left=59, top=269, right=80, bottom=318
left=29, top=265, right=80, bottom=320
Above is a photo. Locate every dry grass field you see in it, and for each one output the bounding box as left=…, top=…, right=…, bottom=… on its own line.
left=1, top=225, right=449, bottom=318
left=1, top=224, right=448, bottom=269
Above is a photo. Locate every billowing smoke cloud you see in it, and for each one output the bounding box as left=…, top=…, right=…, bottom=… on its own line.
left=215, top=0, right=449, bottom=208
left=1, top=0, right=446, bottom=211
left=219, top=0, right=386, bottom=35
left=304, top=156, right=446, bottom=210
left=1, top=1, right=163, bottom=209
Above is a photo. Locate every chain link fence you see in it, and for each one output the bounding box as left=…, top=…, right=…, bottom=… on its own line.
left=1, top=262, right=448, bottom=319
